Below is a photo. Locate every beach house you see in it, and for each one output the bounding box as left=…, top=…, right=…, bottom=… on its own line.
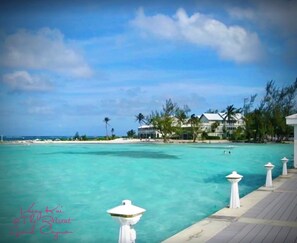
left=138, top=112, right=245, bottom=140
left=200, top=112, right=244, bottom=138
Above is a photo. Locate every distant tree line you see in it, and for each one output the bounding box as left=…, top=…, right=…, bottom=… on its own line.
left=134, top=79, right=297, bottom=143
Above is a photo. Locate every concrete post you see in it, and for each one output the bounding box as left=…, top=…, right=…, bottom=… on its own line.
left=226, top=171, right=243, bottom=209
left=294, top=125, right=297, bottom=168
left=286, top=114, right=297, bottom=168
left=107, top=200, right=145, bottom=243
left=264, top=162, right=274, bottom=187
left=281, top=157, right=289, bottom=176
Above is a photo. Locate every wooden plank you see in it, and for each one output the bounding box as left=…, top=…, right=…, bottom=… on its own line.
left=279, top=193, right=297, bottom=221
left=288, top=203, right=297, bottom=221
left=243, top=193, right=279, bottom=218
left=284, top=227, right=297, bottom=242
left=256, top=192, right=284, bottom=219
left=271, top=193, right=295, bottom=220
left=240, top=224, right=266, bottom=242
left=262, top=226, right=281, bottom=243
left=207, top=222, right=247, bottom=243
left=251, top=225, right=274, bottom=242
left=273, top=227, right=291, bottom=243
left=279, top=175, right=297, bottom=191
left=228, top=223, right=257, bottom=242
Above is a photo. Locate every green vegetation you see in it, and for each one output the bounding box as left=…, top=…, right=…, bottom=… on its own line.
left=127, top=129, right=136, bottom=138
left=244, top=79, right=297, bottom=142
left=135, top=79, right=297, bottom=143
left=135, top=113, right=146, bottom=125
left=147, top=99, right=186, bottom=142
left=103, top=117, right=111, bottom=139
left=188, top=114, right=202, bottom=142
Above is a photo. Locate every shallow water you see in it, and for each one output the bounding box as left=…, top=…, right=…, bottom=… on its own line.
left=0, top=143, right=293, bottom=242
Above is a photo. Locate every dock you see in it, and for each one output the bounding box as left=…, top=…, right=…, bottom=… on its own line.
left=163, top=168, right=297, bottom=242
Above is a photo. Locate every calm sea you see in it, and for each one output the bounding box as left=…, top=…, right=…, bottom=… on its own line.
left=0, top=143, right=293, bottom=242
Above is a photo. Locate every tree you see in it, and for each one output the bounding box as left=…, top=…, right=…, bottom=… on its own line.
left=73, top=131, right=80, bottom=140
left=223, top=105, right=240, bottom=124
left=188, top=114, right=201, bottom=142
left=259, top=80, right=297, bottom=141
left=103, top=117, right=110, bottom=139
left=175, top=105, right=190, bottom=139
left=223, top=105, right=241, bottom=139
left=244, top=79, right=297, bottom=142
left=127, top=129, right=136, bottom=138
left=135, top=113, right=146, bottom=126
left=243, top=94, right=257, bottom=115
left=205, top=109, right=218, bottom=113
left=111, top=128, right=115, bottom=138
left=149, top=99, right=179, bottom=142
left=211, top=121, right=220, bottom=132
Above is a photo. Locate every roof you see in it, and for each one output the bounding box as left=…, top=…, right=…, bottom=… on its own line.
left=138, top=125, right=154, bottom=129
left=201, top=113, right=224, bottom=121
left=219, top=112, right=243, bottom=121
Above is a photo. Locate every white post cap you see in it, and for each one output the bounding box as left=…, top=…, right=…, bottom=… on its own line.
left=226, top=171, right=243, bottom=180
left=264, top=162, right=275, bottom=169
left=107, top=200, right=146, bottom=218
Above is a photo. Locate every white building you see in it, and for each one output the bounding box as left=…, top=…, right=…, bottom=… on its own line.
left=200, top=112, right=244, bottom=138
left=138, top=113, right=245, bottom=139
left=137, top=125, right=161, bottom=139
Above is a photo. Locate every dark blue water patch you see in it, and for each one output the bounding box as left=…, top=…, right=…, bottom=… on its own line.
left=43, top=150, right=179, bottom=160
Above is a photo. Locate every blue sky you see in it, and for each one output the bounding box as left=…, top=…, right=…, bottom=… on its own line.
left=0, top=0, right=296, bottom=136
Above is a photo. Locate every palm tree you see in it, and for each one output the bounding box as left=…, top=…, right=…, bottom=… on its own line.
left=111, top=128, right=115, bottom=138
left=224, top=105, right=237, bottom=125
left=188, top=114, right=201, bottom=142
left=135, top=113, right=145, bottom=126
left=223, top=105, right=241, bottom=138
left=103, top=117, right=110, bottom=139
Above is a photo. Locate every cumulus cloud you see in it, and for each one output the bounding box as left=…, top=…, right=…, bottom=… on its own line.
left=2, top=70, right=53, bottom=92
left=131, top=8, right=263, bottom=63
left=0, top=28, right=93, bottom=78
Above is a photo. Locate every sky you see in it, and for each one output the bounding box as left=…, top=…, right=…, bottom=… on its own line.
left=0, top=0, right=296, bottom=137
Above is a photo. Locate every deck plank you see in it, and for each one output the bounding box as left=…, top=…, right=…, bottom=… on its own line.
left=272, top=193, right=295, bottom=220
left=261, top=226, right=282, bottom=243
left=280, top=193, right=297, bottom=221
left=273, top=227, right=291, bottom=243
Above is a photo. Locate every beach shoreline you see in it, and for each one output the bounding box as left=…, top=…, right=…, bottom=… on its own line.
left=1, top=138, right=231, bottom=145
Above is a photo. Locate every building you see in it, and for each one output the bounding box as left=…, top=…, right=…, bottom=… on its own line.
left=137, top=125, right=161, bottom=139
left=138, top=112, right=245, bottom=139
left=200, top=112, right=244, bottom=138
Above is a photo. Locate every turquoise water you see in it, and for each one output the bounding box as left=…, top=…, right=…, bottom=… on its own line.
left=0, top=143, right=293, bottom=242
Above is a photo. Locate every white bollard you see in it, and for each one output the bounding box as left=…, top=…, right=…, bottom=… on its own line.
left=107, top=200, right=146, bottom=243
left=281, top=157, right=289, bottom=176
left=264, top=162, right=275, bottom=187
left=226, top=171, right=243, bottom=209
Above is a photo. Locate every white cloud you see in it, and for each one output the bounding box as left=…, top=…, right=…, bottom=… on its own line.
left=2, top=70, right=53, bottom=92
left=1, top=28, right=93, bottom=78
left=131, top=8, right=263, bottom=63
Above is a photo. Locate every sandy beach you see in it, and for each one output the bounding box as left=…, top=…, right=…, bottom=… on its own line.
left=2, top=138, right=230, bottom=145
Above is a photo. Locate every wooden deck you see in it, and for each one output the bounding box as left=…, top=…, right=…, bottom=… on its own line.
left=207, top=172, right=297, bottom=243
